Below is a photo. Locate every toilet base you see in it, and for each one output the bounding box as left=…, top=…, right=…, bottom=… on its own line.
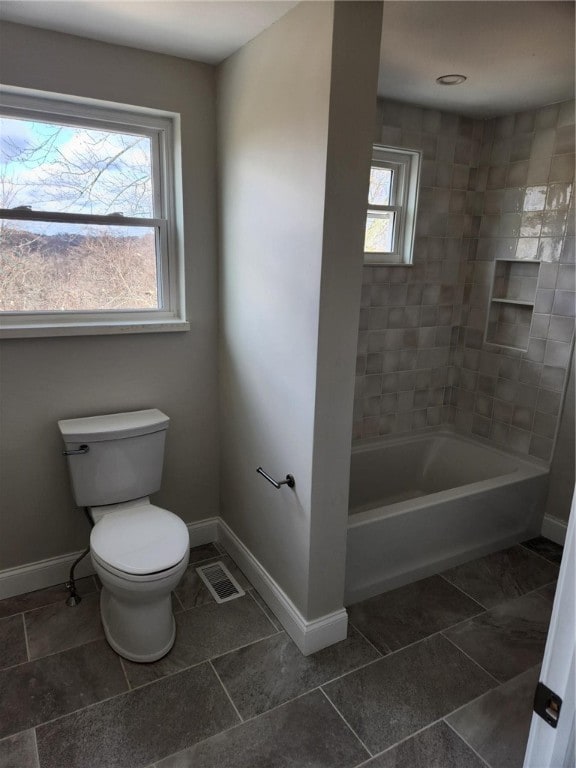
left=93, top=549, right=188, bottom=663
left=101, top=606, right=176, bottom=663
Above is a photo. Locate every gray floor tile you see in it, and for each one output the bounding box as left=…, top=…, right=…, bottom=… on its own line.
left=171, top=593, right=184, bottom=613
left=441, top=546, right=559, bottom=608
left=444, top=592, right=552, bottom=682
left=0, top=614, right=27, bottom=671
left=323, top=634, right=496, bottom=754
left=25, top=592, right=104, bottom=660
left=537, top=582, right=557, bottom=603
left=363, top=721, right=486, bottom=768
left=0, top=639, right=127, bottom=739
left=172, top=567, right=214, bottom=609
left=122, top=595, right=276, bottom=688
left=447, top=665, right=540, bottom=768
left=0, top=730, right=39, bottom=768
left=348, top=575, right=483, bottom=653
left=212, top=627, right=380, bottom=719
left=155, top=689, right=369, bottom=768
left=521, top=536, right=564, bottom=565
left=36, top=663, right=239, bottom=768
left=188, top=544, right=220, bottom=565
left=174, top=556, right=251, bottom=610
left=248, top=591, right=282, bottom=630
left=0, top=577, right=97, bottom=620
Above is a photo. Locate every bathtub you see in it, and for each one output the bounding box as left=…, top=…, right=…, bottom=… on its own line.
left=345, top=430, right=549, bottom=604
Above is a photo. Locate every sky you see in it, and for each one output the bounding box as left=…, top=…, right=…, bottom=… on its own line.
left=0, top=115, right=154, bottom=231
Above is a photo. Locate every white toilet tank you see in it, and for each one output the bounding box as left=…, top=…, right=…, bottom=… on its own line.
left=58, top=409, right=170, bottom=507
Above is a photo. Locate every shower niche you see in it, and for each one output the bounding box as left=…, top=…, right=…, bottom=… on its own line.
left=485, top=259, right=540, bottom=352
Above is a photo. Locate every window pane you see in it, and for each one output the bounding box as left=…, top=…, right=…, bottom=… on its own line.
left=0, top=116, right=154, bottom=216
left=364, top=212, right=395, bottom=253
left=0, top=220, right=158, bottom=311
left=368, top=166, right=393, bottom=205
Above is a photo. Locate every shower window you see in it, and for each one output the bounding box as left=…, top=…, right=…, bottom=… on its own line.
left=364, top=145, right=421, bottom=265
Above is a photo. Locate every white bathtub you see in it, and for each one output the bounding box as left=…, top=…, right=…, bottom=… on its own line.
left=345, top=430, right=549, bottom=604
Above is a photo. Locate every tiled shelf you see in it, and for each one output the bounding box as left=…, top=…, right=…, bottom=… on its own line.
left=490, top=298, right=535, bottom=307
left=485, top=260, right=540, bottom=352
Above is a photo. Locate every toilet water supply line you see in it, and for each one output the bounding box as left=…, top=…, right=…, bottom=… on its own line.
left=65, top=506, right=95, bottom=607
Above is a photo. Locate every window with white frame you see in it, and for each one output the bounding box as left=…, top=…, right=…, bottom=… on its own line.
left=364, top=145, right=421, bottom=265
left=0, top=88, right=186, bottom=337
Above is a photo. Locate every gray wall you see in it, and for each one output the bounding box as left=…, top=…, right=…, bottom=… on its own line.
left=218, top=1, right=382, bottom=620
left=454, top=100, right=575, bottom=462
left=0, top=24, right=219, bottom=570
left=354, top=100, right=482, bottom=440
left=354, top=97, right=575, bottom=470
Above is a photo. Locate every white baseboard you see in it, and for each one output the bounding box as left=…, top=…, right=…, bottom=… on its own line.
left=0, top=515, right=348, bottom=655
left=187, top=517, right=219, bottom=548
left=218, top=519, right=348, bottom=655
left=0, top=549, right=96, bottom=601
left=541, top=515, right=568, bottom=546
left=0, top=517, right=220, bottom=601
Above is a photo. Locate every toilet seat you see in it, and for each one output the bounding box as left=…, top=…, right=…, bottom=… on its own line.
left=90, top=503, right=189, bottom=576
left=91, top=549, right=188, bottom=582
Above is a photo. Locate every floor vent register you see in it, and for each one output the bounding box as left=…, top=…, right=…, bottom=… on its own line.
left=195, top=561, right=245, bottom=604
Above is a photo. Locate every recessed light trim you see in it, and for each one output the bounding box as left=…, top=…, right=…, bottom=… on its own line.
left=436, top=74, right=467, bottom=86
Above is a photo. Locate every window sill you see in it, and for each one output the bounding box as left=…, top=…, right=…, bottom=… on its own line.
left=363, top=257, right=414, bottom=267
left=0, top=319, right=190, bottom=339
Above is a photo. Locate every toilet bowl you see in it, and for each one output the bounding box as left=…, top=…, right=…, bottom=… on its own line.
left=58, top=409, right=189, bottom=663
left=90, top=499, right=190, bottom=662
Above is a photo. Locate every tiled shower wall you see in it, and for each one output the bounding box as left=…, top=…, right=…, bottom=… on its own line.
left=353, top=98, right=575, bottom=463
left=449, top=100, right=575, bottom=462
left=353, top=100, right=483, bottom=440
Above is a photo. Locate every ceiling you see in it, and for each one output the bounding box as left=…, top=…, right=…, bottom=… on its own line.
left=378, top=1, right=575, bottom=117
left=0, top=1, right=299, bottom=64
left=0, top=1, right=574, bottom=117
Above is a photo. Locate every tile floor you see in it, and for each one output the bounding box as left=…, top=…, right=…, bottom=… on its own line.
left=0, top=536, right=562, bottom=768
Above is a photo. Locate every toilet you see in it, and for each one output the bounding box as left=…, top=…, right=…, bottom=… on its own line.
left=58, top=409, right=190, bottom=663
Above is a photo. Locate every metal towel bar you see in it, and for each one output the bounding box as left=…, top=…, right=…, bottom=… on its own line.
left=256, top=467, right=295, bottom=489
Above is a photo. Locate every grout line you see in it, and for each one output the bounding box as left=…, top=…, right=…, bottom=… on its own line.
left=208, top=660, right=244, bottom=723
left=118, top=656, right=132, bottom=691
left=530, top=587, right=558, bottom=610
left=315, top=656, right=384, bottom=691
left=0, top=577, right=102, bottom=621
left=349, top=608, right=488, bottom=666
left=32, top=682, right=150, bottom=735
left=32, top=728, right=41, bottom=768
left=126, top=629, right=281, bottom=694
left=438, top=572, right=490, bottom=610
left=524, top=579, right=558, bottom=596
left=518, top=541, right=563, bottom=568
left=318, top=687, right=374, bottom=758
left=442, top=571, right=559, bottom=613
left=0, top=630, right=110, bottom=672
left=152, top=687, right=336, bottom=767
left=351, top=717, right=446, bottom=767
left=196, top=629, right=284, bottom=668
left=245, top=590, right=280, bottom=632
left=347, top=620, right=388, bottom=656
left=443, top=719, right=493, bottom=767
left=443, top=662, right=542, bottom=726
left=21, top=612, right=31, bottom=662
left=21, top=588, right=101, bottom=619
left=441, top=632, right=502, bottom=686
left=28, top=658, right=239, bottom=738
left=171, top=590, right=185, bottom=612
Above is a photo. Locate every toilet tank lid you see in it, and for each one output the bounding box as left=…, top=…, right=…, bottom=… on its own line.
left=58, top=409, right=169, bottom=443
